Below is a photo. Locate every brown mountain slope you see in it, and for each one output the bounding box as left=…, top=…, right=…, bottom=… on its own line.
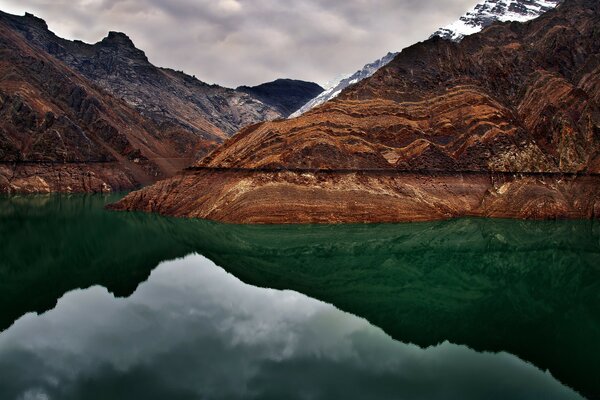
left=0, top=19, right=211, bottom=193
left=113, top=0, right=600, bottom=222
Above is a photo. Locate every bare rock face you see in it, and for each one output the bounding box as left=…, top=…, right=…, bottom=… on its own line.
left=0, top=19, right=211, bottom=194
left=113, top=0, right=600, bottom=223
left=110, top=170, right=600, bottom=223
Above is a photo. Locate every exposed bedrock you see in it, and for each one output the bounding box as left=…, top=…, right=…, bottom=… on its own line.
left=110, top=170, right=600, bottom=223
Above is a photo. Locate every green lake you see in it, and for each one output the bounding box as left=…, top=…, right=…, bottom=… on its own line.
left=0, top=194, right=598, bottom=399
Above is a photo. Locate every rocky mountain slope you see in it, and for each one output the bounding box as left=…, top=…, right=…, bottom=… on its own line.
left=290, top=53, right=397, bottom=118
left=237, top=79, right=324, bottom=116
left=0, top=18, right=208, bottom=193
left=0, top=11, right=287, bottom=141
left=292, top=0, right=561, bottom=117
left=113, top=0, right=600, bottom=223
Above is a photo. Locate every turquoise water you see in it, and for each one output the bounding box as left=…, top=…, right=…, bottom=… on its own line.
left=0, top=194, right=598, bottom=399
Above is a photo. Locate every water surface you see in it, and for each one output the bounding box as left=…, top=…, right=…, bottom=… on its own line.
left=0, top=194, right=598, bottom=398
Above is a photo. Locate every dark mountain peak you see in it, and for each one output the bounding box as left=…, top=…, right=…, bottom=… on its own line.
left=100, top=31, right=136, bottom=48
left=22, top=12, right=48, bottom=29
left=97, top=31, right=149, bottom=63
left=236, top=79, right=324, bottom=116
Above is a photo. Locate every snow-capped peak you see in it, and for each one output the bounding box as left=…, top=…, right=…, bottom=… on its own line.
left=431, top=0, right=561, bottom=41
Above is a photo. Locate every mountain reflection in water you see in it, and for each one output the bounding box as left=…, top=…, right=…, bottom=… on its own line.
left=0, top=254, right=584, bottom=400
left=0, top=194, right=598, bottom=398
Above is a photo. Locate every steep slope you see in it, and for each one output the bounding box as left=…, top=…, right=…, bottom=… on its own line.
left=290, top=53, right=397, bottom=118
left=0, top=11, right=283, bottom=140
left=292, top=0, right=561, bottom=117
left=112, top=0, right=600, bottom=223
left=237, top=79, right=324, bottom=116
left=0, top=18, right=210, bottom=193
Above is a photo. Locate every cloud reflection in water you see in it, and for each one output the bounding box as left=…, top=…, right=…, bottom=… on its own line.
left=0, top=254, right=583, bottom=400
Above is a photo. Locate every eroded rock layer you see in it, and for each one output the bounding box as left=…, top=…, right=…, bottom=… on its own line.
left=111, top=169, right=600, bottom=223
left=113, top=0, right=600, bottom=223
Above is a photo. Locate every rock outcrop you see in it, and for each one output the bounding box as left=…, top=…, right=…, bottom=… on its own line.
left=112, top=0, right=600, bottom=223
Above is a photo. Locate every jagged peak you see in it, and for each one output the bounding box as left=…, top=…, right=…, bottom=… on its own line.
left=100, top=31, right=136, bottom=47
left=21, top=12, right=49, bottom=30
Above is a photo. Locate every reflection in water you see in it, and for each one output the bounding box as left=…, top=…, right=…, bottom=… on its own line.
left=0, top=254, right=584, bottom=400
left=0, top=194, right=599, bottom=398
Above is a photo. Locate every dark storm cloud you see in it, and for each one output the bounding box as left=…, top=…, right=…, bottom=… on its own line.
left=0, top=0, right=477, bottom=87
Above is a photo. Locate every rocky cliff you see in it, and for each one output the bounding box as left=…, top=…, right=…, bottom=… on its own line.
left=112, top=0, right=600, bottom=223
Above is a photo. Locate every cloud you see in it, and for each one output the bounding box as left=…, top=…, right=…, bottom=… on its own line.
left=1, top=0, right=475, bottom=89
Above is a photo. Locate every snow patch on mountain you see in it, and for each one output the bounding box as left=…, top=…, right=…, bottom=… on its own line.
left=290, top=52, right=397, bottom=118
left=431, top=0, right=561, bottom=41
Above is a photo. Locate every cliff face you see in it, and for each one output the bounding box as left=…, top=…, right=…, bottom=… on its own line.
left=113, top=0, right=600, bottom=223
left=0, top=19, right=211, bottom=193
left=0, top=11, right=283, bottom=141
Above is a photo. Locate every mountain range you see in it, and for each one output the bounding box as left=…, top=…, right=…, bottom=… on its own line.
left=0, top=11, right=321, bottom=193
left=113, top=0, right=600, bottom=223
left=291, top=0, right=561, bottom=117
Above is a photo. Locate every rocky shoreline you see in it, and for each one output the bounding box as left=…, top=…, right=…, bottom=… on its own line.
left=109, top=169, right=600, bottom=223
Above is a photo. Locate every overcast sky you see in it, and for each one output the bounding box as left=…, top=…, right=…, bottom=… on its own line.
left=0, top=0, right=477, bottom=88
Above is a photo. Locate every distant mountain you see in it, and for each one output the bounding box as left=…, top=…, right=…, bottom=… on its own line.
left=291, top=0, right=561, bottom=117
left=0, top=11, right=283, bottom=140
left=431, top=0, right=561, bottom=41
left=237, top=79, right=324, bottom=117
left=289, top=53, right=396, bottom=118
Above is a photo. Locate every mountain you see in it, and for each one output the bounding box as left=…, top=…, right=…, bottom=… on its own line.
left=0, top=10, right=325, bottom=193
left=237, top=79, right=324, bottom=116
left=291, top=0, right=561, bottom=117
left=289, top=52, right=397, bottom=118
left=0, top=11, right=285, bottom=141
left=112, top=0, right=600, bottom=223
left=432, top=0, right=561, bottom=41
left=0, top=17, right=211, bottom=193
